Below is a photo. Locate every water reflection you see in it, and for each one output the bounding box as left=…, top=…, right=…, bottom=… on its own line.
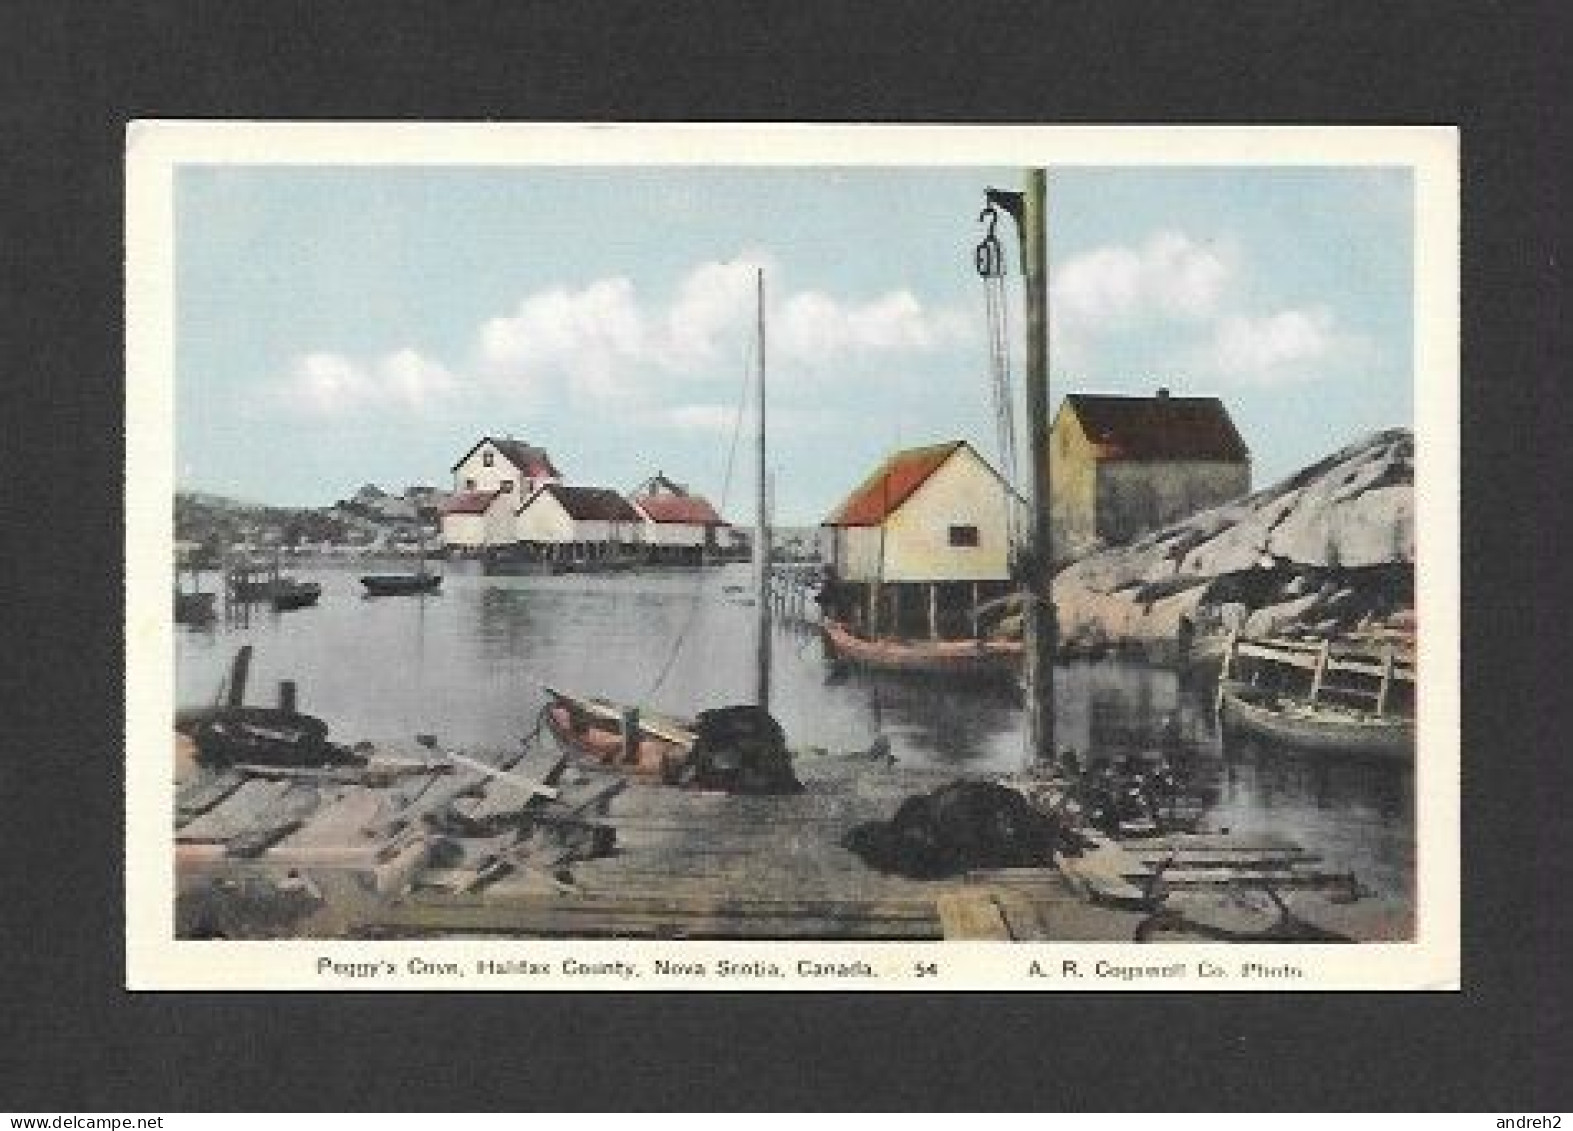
left=172, top=558, right=1412, bottom=904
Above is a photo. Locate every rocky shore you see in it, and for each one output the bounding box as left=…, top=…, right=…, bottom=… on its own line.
left=1050, top=428, right=1416, bottom=661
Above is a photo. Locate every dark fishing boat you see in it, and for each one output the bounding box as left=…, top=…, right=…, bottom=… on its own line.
left=269, top=580, right=322, bottom=610
left=360, top=572, right=442, bottom=596
left=361, top=524, right=442, bottom=596
left=821, top=618, right=1022, bottom=679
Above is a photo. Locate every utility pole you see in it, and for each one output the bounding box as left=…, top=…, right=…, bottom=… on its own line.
left=985, top=170, right=1055, bottom=762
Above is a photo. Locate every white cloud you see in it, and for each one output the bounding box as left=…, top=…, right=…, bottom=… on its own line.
left=1204, top=307, right=1342, bottom=385
left=478, top=277, right=649, bottom=402
left=1053, top=231, right=1229, bottom=334
left=1051, top=230, right=1374, bottom=389
left=660, top=403, right=742, bottom=436
left=778, top=288, right=972, bottom=363
left=662, top=252, right=775, bottom=366
left=283, top=348, right=458, bottom=416
left=475, top=254, right=970, bottom=403
left=276, top=252, right=978, bottom=420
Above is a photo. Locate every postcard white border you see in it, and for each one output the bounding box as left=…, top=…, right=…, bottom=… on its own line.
left=127, top=123, right=1459, bottom=991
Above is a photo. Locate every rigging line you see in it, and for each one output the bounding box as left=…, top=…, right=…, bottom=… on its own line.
left=983, top=273, right=1021, bottom=557
left=641, top=332, right=755, bottom=701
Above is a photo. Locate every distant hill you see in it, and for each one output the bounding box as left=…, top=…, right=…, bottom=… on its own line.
left=1050, top=429, right=1415, bottom=648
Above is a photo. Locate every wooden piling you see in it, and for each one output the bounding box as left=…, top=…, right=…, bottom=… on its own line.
left=1376, top=644, right=1395, bottom=717
left=620, top=708, right=640, bottom=765
left=226, top=645, right=253, bottom=709
left=1309, top=639, right=1331, bottom=703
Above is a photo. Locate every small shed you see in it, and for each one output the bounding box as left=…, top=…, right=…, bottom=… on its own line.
left=1051, top=390, right=1250, bottom=553
left=821, top=440, right=1017, bottom=640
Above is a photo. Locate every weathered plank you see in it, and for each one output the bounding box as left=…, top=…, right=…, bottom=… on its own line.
left=936, top=893, right=1012, bottom=940
left=175, top=770, right=247, bottom=824
left=353, top=891, right=943, bottom=939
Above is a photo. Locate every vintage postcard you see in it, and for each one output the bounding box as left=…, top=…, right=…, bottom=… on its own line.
left=126, top=123, right=1458, bottom=990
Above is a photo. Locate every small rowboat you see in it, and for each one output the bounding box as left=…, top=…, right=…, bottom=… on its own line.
left=360, top=573, right=442, bottom=596
left=542, top=687, right=696, bottom=780
left=821, top=619, right=1022, bottom=679
left=1218, top=683, right=1414, bottom=760
left=270, top=580, right=322, bottom=610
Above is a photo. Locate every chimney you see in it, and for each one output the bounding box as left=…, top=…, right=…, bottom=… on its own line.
left=1156, top=387, right=1170, bottom=400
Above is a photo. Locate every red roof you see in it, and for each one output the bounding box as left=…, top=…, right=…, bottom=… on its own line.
left=449, top=436, right=561, bottom=478
left=635, top=494, right=727, bottom=526
left=822, top=441, right=969, bottom=527
left=524, top=484, right=643, bottom=522
left=440, top=490, right=500, bottom=515
left=1064, top=394, right=1249, bottom=462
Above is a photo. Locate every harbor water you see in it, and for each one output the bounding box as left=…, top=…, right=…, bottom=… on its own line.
left=174, top=558, right=1414, bottom=907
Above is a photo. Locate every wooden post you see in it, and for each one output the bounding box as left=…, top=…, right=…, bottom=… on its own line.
left=970, top=582, right=980, bottom=638
left=226, top=645, right=253, bottom=709
left=620, top=708, right=640, bottom=765
left=868, top=582, right=880, bottom=637
left=890, top=585, right=901, bottom=639
left=928, top=583, right=940, bottom=640
left=1309, top=639, right=1331, bottom=703
left=277, top=680, right=297, bottom=715
left=1376, top=644, right=1395, bottom=716
left=1216, top=628, right=1239, bottom=712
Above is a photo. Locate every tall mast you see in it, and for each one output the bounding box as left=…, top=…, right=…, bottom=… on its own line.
left=754, top=268, right=772, bottom=713
left=1022, top=169, right=1056, bottom=762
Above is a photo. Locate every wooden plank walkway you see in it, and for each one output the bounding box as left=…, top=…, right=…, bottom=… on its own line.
left=176, top=735, right=1399, bottom=942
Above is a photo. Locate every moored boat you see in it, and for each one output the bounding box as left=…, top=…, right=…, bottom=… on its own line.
left=269, top=580, right=322, bottom=610
left=360, top=572, right=442, bottom=596
left=542, top=687, right=695, bottom=780
left=1218, top=682, right=1414, bottom=760
left=821, top=618, right=1022, bottom=679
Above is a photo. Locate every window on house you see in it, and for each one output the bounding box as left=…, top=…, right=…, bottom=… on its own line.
left=465, top=478, right=476, bottom=490
left=948, top=524, right=980, bottom=547
left=500, top=479, right=514, bottom=493
left=482, top=451, right=494, bottom=467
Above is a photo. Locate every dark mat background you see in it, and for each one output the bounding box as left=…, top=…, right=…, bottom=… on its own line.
left=0, top=0, right=1566, bottom=1111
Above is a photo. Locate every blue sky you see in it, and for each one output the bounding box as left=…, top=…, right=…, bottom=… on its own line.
left=176, top=164, right=1412, bottom=523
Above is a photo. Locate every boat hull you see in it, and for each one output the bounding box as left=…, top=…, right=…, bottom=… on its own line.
left=270, top=582, right=322, bottom=610
left=821, top=619, right=1022, bottom=679
left=360, top=574, right=442, bottom=596
left=1218, top=684, right=1414, bottom=760
left=543, top=696, right=692, bottom=779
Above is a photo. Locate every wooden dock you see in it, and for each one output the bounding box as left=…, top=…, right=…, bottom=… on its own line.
left=176, top=728, right=1408, bottom=942
left=176, top=744, right=1152, bottom=941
